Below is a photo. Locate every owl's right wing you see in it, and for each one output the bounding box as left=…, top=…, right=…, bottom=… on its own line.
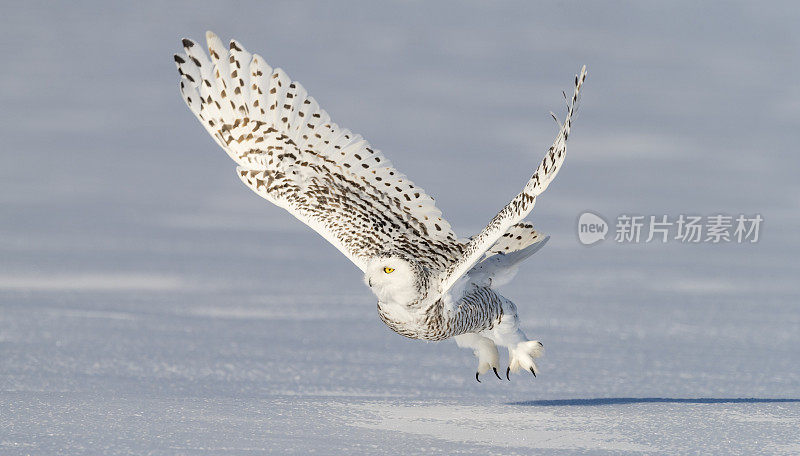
left=438, top=66, right=586, bottom=295
left=174, top=33, right=462, bottom=273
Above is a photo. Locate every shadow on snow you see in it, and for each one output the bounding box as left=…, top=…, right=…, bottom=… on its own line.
left=509, top=397, right=800, bottom=406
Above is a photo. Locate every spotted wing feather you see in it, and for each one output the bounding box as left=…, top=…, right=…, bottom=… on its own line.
left=485, top=222, right=548, bottom=259
left=438, top=66, right=587, bottom=294
left=175, top=32, right=461, bottom=272
left=467, top=222, right=549, bottom=288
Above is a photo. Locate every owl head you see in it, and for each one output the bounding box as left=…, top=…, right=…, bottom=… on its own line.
left=364, top=253, right=429, bottom=304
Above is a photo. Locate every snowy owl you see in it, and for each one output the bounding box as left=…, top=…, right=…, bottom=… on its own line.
left=174, top=32, right=586, bottom=381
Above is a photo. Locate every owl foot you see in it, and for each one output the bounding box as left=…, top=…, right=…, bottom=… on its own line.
left=507, top=340, right=544, bottom=379
left=454, top=333, right=500, bottom=382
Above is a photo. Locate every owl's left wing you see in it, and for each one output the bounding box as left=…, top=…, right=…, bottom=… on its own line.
left=438, top=66, right=586, bottom=294
left=175, top=33, right=462, bottom=272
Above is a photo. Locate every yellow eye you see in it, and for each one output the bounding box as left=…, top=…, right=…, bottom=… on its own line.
left=383, top=267, right=395, bottom=274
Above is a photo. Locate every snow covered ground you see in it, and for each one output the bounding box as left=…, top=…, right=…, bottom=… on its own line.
left=2, top=1, right=799, bottom=454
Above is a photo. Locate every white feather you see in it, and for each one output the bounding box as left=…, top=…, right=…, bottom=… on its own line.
left=175, top=32, right=462, bottom=273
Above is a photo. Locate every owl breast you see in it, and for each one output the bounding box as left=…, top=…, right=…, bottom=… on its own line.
left=376, top=286, right=506, bottom=342
left=376, top=298, right=449, bottom=341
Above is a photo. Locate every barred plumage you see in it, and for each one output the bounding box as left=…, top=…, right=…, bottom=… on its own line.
left=174, top=32, right=586, bottom=380
left=379, top=286, right=506, bottom=341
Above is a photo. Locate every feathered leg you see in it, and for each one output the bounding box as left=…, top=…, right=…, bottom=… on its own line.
left=417, top=287, right=543, bottom=379
left=478, top=301, right=544, bottom=380
left=454, top=333, right=501, bottom=381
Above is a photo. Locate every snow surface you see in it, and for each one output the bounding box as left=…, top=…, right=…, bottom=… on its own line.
left=2, top=1, right=799, bottom=454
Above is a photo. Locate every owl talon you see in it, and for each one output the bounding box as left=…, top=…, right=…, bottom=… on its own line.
left=506, top=366, right=511, bottom=380
left=508, top=340, right=544, bottom=377
left=493, top=367, right=502, bottom=380
left=455, top=333, right=500, bottom=383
